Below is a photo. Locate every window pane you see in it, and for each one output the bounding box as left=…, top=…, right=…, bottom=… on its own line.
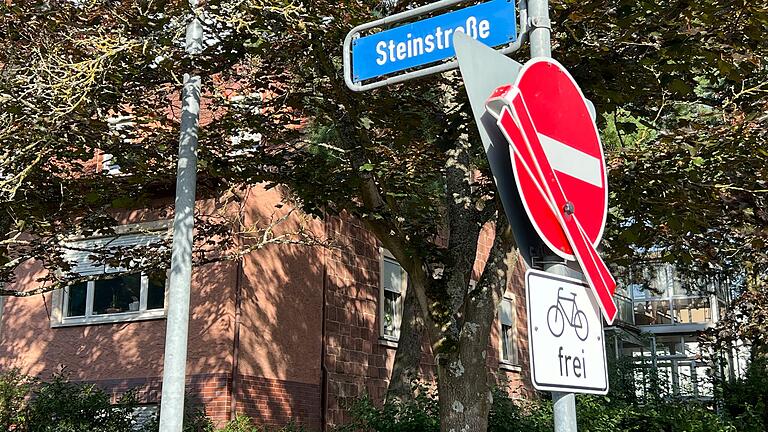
left=678, top=362, right=694, bottom=396
left=93, top=274, right=141, bottom=315
left=500, top=299, right=514, bottom=326
left=655, top=335, right=684, bottom=357
left=630, top=283, right=646, bottom=300
left=633, top=299, right=672, bottom=325
left=501, top=324, right=516, bottom=362
left=616, top=293, right=634, bottom=324
left=696, top=364, right=714, bottom=397
left=66, top=282, right=87, bottom=317
left=383, top=259, right=403, bottom=293
left=383, top=290, right=399, bottom=337
left=146, top=271, right=166, bottom=310
left=672, top=297, right=711, bottom=324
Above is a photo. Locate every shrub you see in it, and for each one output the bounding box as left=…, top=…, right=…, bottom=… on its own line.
left=719, top=356, right=768, bottom=432
left=335, top=386, right=439, bottom=432
left=488, top=388, right=552, bottom=432
left=0, top=368, right=36, bottom=431
left=26, top=372, right=137, bottom=432
left=137, top=393, right=215, bottom=432
left=218, top=415, right=311, bottom=432
left=335, top=381, right=746, bottom=432
left=219, top=415, right=259, bottom=432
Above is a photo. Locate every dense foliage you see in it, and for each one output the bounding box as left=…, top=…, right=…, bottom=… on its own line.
left=218, top=416, right=310, bottom=432
left=2, top=0, right=767, bottom=429
left=0, top=369, right=218, bottom=432
left=335, top=386, right=441, bottom=432
left=338, top=381, right=765, bottom=432
left=0, top=370, right=137, bottom=432
left=0, top=369, right=34, bottom=432
left=719, top=357, right=768, bottom=430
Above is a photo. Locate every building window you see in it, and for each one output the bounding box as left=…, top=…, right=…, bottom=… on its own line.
left=54, top=224, right=170, bottom=327
left=627, top=264, right=724, bottom=327
left=499, top=296, right=518, bottom=364
left=63, top=271, right=167, bottom=320
left=380, top=249, right=407, bottom=341
left=100, top=115, right=134, bottom=176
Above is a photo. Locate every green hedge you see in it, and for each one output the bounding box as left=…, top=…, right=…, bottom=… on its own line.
left=0, top=370, right=213, bottom=432
left=4, top=362, right=767, bottom=432
left=337, top=384, right=756, bottom=432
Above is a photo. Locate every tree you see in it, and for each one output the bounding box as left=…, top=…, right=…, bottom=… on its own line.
left=3, top=1, right=518, bottom=429
left=548, top=0, right=768, bottom=279
left=0, top=1, right=324, bottom=296
left=2, top=0, right=768, bottom=430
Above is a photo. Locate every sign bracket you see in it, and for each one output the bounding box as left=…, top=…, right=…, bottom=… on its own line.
left=343, top=0, right=529, bottom=92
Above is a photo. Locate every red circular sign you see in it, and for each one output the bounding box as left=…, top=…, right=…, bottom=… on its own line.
left=511, top=58, right=607, bottom=260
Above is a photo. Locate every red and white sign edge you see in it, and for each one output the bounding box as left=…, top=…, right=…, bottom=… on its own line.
left=486, top=58, right=618, bottom=324
left=487, top=57, right=609, bottom=262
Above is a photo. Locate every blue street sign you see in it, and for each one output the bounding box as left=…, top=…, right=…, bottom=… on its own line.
left=351, top=0, right=517, bottom=83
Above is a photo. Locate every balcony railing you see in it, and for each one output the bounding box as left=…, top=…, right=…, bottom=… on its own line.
left=614, top=293, right=634, bottom=325
left=631, top=296, right=715, bottom=327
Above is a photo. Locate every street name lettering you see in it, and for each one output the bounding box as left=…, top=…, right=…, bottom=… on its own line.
left=374, top=17, right=491, bottom=67
left=352, top=0, right=517, bottom=82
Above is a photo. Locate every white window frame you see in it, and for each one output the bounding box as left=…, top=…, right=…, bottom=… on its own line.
left=51, top=221, right=171, bottom=328
left=499, top=294, right=520, bottom=367
left=379, top=248, right=408, bottom=342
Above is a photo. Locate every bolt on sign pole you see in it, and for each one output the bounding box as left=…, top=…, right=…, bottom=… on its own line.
left=525, top=0, right=579, bottom=430
left=159, top=3, right=202, bottom=431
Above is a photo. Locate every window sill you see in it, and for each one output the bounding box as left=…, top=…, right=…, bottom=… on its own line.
left=53, top=309, right=166, bottom=328
left=378, top=337, right=399, bottom=348
left=499, top=362, right=522, bottom=373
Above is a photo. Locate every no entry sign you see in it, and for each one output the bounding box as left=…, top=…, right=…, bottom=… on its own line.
left=485, top=58, right=618, bottom=323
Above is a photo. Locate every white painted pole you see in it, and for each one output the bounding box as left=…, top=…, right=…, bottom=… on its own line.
left=158, top=5, right=203, bottom=431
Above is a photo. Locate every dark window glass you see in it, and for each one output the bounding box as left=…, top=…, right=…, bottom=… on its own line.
left=147, top=271, right=166, bottom=310
left=501, top=324, right=515, bottom=362
left=66, top=282, right=87, bottom=317
left=93, top=274, right=141, bottom=315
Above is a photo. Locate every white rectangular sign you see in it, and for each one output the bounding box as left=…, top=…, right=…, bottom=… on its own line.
left=526, top=269, right=609, bottom=394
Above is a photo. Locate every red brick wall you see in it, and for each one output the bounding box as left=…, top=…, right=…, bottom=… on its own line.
left=0, top=259, right=237, bottom=381
left=322, top=214, right=392, bottom=425
left=0, top=185, right=534, bottom=430
left=322, top=215, right=533, bottom=427
left=235, top=375, right=321, bottom=429
left=78, top=373, right=231, bottom=424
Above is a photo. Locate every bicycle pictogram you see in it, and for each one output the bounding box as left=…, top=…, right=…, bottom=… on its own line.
left=547, top=287, right=589, bottom=341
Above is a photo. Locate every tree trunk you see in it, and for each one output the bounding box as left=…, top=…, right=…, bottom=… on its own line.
left=434, top=222, right=517, bottom=432
left=436, top=346, right=492, bottom=432
left=386, top=281, right=425, bottom=403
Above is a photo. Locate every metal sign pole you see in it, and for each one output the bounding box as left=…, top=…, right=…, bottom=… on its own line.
left=158, top=2, right=202, bottom=431
left=526, top=0, right=579, bottom=429
left=542, top=259, right=580, bottom=432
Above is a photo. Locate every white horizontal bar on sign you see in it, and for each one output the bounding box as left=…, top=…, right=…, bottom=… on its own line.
left=537, top=133, right=602, bottom=188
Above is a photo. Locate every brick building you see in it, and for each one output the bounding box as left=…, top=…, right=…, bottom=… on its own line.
left=0, top=184, right=532, bottom=429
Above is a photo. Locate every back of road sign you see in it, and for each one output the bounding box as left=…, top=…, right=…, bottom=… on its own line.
left=454, top=31, right=540, bottom=267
